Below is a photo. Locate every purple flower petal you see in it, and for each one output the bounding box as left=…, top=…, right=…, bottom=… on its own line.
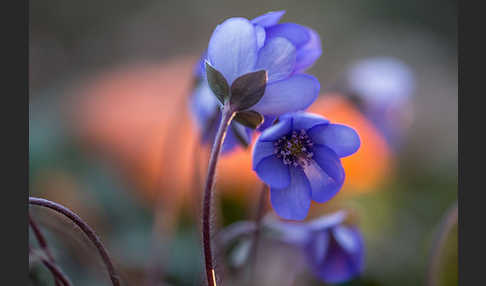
left=255, top=155, right=290, bottom=189
left=332, top=226, right=360, bottom=254
left=194, top=52, right=208, bottom=80
left=306, top=230, right=330, bottom=265
left=208, top=17, right=258, bottom=84
left=303, top=145, right=344, bottom=203
left=255, top=25, right=266, bottom=49
left=267, top=221, right=310, bottom=246
left=191, top=86, right=242, bottom=154
left=252, top=74, right=320, bottom=116
left=270, top=166, right=312, bottom=220
left=266, top=23, right=310, bottom=48
left=280, top=112, right=329, bottom=131
left=312, top=227, right=364, bottom=283
left=258, top=118, right=292, bottom=142
left=347, top=57, right=415, bottom=107
left=314, top=238, right=360, bottom=283
left=294, top=27, right=322, bottom=73
left=308, top=124, right=361, bottom=157
left=252, top=140, right=276, bottom=169
left=257, top=114, right=277, bottom=131
left=190, top=82, right=219, bottom=131
left=255, top=37, right=296, bottom=83
left=221, top=125, right=240, bottom=153
left=307, top=211, right=347, bottom=231
left=251, top=10, right=286, bottom=27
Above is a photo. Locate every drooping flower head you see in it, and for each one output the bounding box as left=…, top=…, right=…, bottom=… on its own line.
left=252, top=112, right=360, bottom=220
left=267, top=211, right=364, bottom=283
left=190, top=11, right=322, bottom=152
left=346, top=57, right=415, bottom=149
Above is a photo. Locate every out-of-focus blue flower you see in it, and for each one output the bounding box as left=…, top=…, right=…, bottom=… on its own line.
left=190, top=11, right=322, bottom=153
left=267, top=211, right=364, bottom=283
left=190, top=81, right=252, bottom=152
left=252, top=112, right=360, bottom=220
left=346, top=57, right=415, bottom=149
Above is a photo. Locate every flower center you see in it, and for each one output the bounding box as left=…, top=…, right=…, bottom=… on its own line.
left=274, top=129, right=314, bottom=167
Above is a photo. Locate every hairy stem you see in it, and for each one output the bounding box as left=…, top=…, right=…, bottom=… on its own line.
left=202, top=103, right=235, bottom=286
left=29, top=197, right=121, bottom=286
left=427, top=201, right=458, bottom=286
left=29, top=214, right=62, bottom=286
left=193, top=110, right=219, bottom=221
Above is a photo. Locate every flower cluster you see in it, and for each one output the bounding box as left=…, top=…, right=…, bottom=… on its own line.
left=192, top=10, right=365, bottom=285
left=267, top=211, right=364, bottom=283
left=252, top=112, right=360, bottom=220
left=190, top=10, right=322, bottom=152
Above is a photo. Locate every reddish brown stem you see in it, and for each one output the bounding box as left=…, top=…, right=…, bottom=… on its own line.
left=29, top=214, right=62, bottom=286
left=29, top=197, right=121, bottom=286
left=202, top=103, right=235, bottom=286
left=29, top=246, right=73, bottom=286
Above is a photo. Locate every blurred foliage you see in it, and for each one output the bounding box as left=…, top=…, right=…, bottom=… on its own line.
left=437, top=224, right=458, bottom=286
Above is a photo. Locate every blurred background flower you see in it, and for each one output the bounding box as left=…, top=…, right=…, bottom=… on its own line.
left=309, top=94, right=393, bottom=195
left=344, top=56, right=416, bottom=150
left=258, top=211, right=364, bottom=284
left=30, top=1, right=457, bottom=285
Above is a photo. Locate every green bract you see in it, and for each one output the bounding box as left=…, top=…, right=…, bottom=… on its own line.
left=234, top=110, right=264, bottom=129
left=205, top=60, right=268, bottom=114
left=205, top=61, right=229, bottom=104
left=230, top=70, right=267, bottom=111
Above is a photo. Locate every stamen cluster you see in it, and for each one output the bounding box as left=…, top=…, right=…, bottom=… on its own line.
left=274, top=129, right=314, bottom=167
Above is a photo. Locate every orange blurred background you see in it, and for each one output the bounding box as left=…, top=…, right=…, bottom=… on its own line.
left=69, top=56, right=394, bottom=213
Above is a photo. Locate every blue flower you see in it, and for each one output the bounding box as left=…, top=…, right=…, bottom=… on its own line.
left=190, top=11, right=322, bottom=153
left=252, top=112, right=360, bottom=220
left=346, top=57, right=415, bottom=149
left=268, top=211, right=364, bottom=283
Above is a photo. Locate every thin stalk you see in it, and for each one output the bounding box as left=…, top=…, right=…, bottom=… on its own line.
left=29, top=214, right=62, bottom=286
left=29, top=246, right=73, bottom=286
left=202, top=103, right=235, bottom=286
left=248, top=184, right=268, bottom=284
left=427, top=201, right=458, bottom=286
left=29, top=197, right=121, bottom=286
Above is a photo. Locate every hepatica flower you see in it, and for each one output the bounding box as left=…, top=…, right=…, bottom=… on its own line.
left=190, top=10, right=322, bottom=152
left=268, top=211, right=364, bottom=283
left=252, top=112, right=360, bottom=220
left=347, top=57, right=415, bottom=149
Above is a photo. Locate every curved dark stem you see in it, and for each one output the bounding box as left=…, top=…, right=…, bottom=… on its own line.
left=248, top=184, right=268, bottom=284
left=29, top=197, right=121, bottom=286
left=202, top=103, right=235, bottom=286
left=29, top=213, right=62, bottom=286
left=191, top=111, right=219, bottom=223
left=427, top=201, right=458, bottom=286
left=29, top=246, right=73, bottom=286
